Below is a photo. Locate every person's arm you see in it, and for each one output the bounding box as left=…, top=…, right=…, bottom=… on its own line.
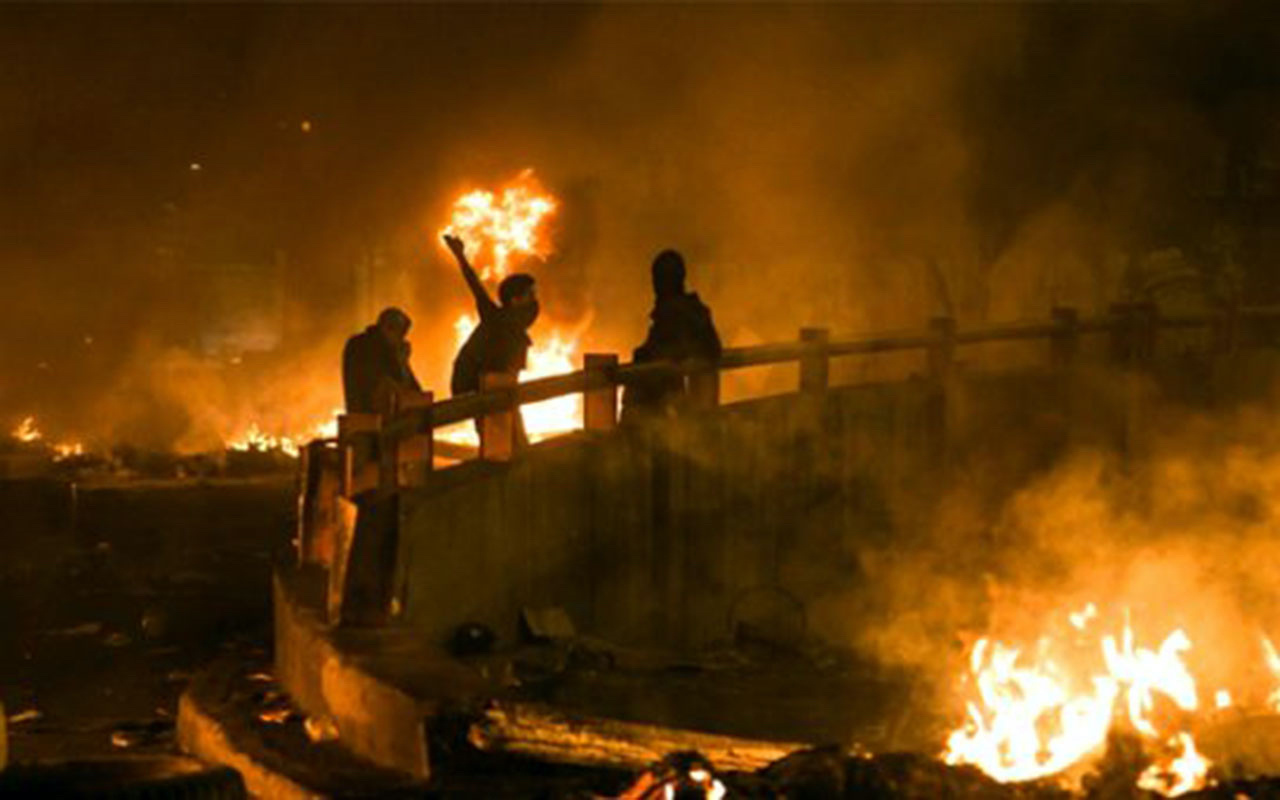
left=443, top=234, right=497, bottom=317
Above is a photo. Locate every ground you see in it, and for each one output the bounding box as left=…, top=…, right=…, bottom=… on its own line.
left=0, top=476, right=293, bottom=761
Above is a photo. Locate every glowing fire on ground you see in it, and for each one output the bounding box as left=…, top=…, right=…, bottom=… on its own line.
left=942, top=603, right=1280, bottom=796
left=227, top=412, right=340, bottom=458
left=437, top=170, right=583, bottom=444
left=11, top=416, right=86, bottom=461
left=12, top=416, right=41, bottom=443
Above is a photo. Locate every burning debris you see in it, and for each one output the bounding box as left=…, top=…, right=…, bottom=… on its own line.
left=939, top=601, right=1280, bottom=797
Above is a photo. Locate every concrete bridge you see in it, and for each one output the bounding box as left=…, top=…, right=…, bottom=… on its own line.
left=263, top=302, right=1280, bottom=782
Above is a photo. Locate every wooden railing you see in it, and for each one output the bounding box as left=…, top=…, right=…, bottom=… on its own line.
left=306, top=302, right=1280, bottom=499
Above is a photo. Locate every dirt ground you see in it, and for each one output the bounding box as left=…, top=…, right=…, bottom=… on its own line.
left=0, top=476, right=295, bottom=761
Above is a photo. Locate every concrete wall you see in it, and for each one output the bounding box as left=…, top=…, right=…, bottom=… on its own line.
left=394, top=349, right=1280, bottom=653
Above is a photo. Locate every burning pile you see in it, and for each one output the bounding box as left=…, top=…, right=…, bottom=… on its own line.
left=8, top=416, right=85, bottom=463
left=439, top=169, right=584, bottom=443
left=226, top=412, right=339, bottom=459
left=943, top=602, right=1280, bottom=796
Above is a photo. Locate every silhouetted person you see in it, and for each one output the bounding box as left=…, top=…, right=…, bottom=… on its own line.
left=622, top=249, right=721, bottom=421
left=338, top=307, right=421, bottom=627
left=342, top=307, right=422, bottom=414
left=444, top=234, right=539, bottom=446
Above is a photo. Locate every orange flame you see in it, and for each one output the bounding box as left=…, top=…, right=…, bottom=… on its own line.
left=442, top=314, right=583, bottom=445
left=12, top=416, right=41, bottom=443
left=944, top=605, right=1212, bottom=795
left=227, top=411, right=340, bottom=459
left=436, top=170, right=582, bottom=445
left=440, top=169, right=557, bottom=282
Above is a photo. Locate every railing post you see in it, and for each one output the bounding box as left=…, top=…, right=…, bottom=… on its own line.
left=1135, top=301, right=1158, bottom=361
left=338, top=412, right=381, bottom=497
left=687, top=365, right=720, bottom=411
left=395, top=390, right=434, bottom=488
left=1110, top=302, right=1158, bottom=365
left=297, top=440, right=341, bottom=566
left=799, top=327, right=830, bottom=394
left=1212, top=302, right=1240, bottom=355
left=583, top=353, right=619, bottom=432
left=927, top=317, right=956, bottom=381
left=1050, top=307, right=1079, bottom=367
left=480, top=372, right=517, bottom=462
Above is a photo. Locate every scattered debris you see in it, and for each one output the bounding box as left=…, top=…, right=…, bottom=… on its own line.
left=258, top=707, right=297, bottom=725
left=613, top=752, right=726, bottom=800
left=246, top=672, right=275, bottom=683
left=103, top=632, right=132, bottom=647
left=449, top=622, right=497, bottom=657
left=257, top=689, right=299, bottom=725
left=303, top=715, right=339, bottom=743
left=109, top=719, right=174, bottom=749
left=521, top=606, right=577, bottom=642
left=43, top=622, right=103, bottom=638
left=6, top=710, right=42, bottom=726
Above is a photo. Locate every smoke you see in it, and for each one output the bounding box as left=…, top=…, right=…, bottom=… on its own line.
left=840, top=365, right=1280, bottom=736
left=1, top=3, right=1276, bottom=450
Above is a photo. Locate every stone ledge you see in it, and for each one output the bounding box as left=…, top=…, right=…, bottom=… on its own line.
left=177, top=654, right=421, bottom=799
left=273, top=565, right=493, bottom=780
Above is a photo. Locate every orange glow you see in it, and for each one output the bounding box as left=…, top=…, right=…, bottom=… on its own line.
left=439, top=169, right=557, bottom=282
left=51, top=441, right=84, bottom=461
left=944, top=605, right=1212, bottom=795
left=12, top=416, right=41, bottom=443
left=227, top=410, right=340, bottom=458
left=441, top=314, right=583, bottom=445
left=436, top=170, right=581, bottom=446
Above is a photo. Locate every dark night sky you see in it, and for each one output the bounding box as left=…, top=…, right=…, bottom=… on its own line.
left=2, top=2, right=1279, bottom=445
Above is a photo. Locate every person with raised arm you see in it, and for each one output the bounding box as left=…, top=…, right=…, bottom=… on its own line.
left=443, top=233, right=540, bottom=446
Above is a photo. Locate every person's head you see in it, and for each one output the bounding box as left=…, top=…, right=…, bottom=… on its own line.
left=498, top=273, right=539, bottom=328
left=376, top=307, right=412, bottom=344
left=652, top=249, right=686, bottom=298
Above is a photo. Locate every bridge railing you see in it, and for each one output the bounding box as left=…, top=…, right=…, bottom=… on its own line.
left=308, top=301, right=1279, bottom=501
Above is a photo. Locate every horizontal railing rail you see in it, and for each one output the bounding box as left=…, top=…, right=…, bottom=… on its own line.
left=323, top=301, right=1280, bottom=495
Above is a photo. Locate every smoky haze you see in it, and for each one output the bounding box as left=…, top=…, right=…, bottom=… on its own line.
left=0, top=2, right=1276, bottom=450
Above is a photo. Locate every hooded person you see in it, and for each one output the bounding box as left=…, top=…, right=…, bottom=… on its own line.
left=443, top=234, right=540, bottom=445
left=342, top=306, right=422, bottom=414
left=622, top=249, right=722, bottom=420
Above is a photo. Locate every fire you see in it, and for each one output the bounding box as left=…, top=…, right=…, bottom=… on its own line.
left=944, top=605, right=1213, bottom=795
left=437, top=170, right=582, bottom=444
left=446, top=314, right=583, bottom=443
left=12, top=416, right=42, bottom=443
left=228, top=411, right=340, bottom=458
left=52, top=442, right=84, bottom=461
left=440, top=169, right=557, bottom=282
left=11, top=416, right=85, bottom=461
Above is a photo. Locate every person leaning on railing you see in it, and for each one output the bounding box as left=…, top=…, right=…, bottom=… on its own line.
left=342, top=306, right=423, bottom=415
left=621, top=248, right=722, bottom=424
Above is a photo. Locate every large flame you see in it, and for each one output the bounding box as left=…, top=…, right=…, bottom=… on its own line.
left=440, top=168, right=557, bottom=282
left=437, top=170, right=582, bottom=444
left=445, top=313, right=583, bottom=444
left=943, top=604, right=1223, bottom=795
